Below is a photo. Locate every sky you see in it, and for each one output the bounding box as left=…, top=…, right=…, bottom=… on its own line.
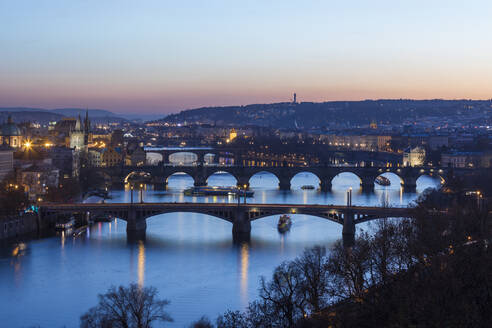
left=1, top=0, right=492, bottom=114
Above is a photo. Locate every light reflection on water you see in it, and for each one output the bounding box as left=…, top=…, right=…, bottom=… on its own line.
left=0, top=172, right=440, bottom=327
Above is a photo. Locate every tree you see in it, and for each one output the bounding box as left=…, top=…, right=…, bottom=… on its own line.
left=189, top=316, right=213, bottom=328
left=80, top=284, right=172, bottom=328
left=258, top=261, right=306, bottom=327
left=325, top=234, right=372, bottom=302
left=294, top=246, right=329, bottom=314
left=216, top=310, right=248, bottom=328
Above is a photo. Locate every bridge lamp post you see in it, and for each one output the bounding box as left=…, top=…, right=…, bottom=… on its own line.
left=347, top=187, right=352, bottom=207
left=243, top=184, right=247, bottom=204
left=130, top=185, right=134, bottom=204
left=140, top=184, right=144, bottom=203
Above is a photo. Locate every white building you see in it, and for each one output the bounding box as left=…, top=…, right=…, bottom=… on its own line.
left=0, top=145, right=14, bottom=181
left=403, top=146, right=426, bottom=167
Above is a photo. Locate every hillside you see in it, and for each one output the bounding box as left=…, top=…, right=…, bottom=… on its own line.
left=0, top=107, right=128, bottom=124
left=160, top=99, right=492, bottom=129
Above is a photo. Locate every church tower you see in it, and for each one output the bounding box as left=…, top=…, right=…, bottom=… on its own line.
left=70, top=115, right=86, bottom=150
left=84, top=109, right=91, bottom=145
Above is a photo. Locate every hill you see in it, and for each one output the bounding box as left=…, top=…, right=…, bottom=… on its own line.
left=159, top=99, right=492, bottom=129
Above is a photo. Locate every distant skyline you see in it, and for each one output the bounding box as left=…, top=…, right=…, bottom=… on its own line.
left=1, top=1, right=492, bottom=114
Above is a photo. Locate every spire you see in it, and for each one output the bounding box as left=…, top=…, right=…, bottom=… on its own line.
left=75, top=115, right=81, bottom=131
left=84, top=109, right=90, bottom=132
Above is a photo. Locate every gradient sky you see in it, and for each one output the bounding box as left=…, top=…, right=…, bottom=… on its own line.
left=1, top=0, right=492, bottom=114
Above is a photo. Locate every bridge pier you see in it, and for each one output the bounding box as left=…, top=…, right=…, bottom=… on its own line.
left=342, top=211, right=355, bottom=248
left=361, top=176, right=375, bottom=193
left=403, top=176, right=417, bottom=192
left=153, top=182, right=167, bottom=190
left=126, top=208, right=147, bottom=241
left=278, top=179, right=291, bottom=190
left=320, top=180, right=332, bottom=192
left=236, top=176, right=250, bottom=190
left=232, top=207, right=251, bottom=243
left=193, top=176, right=207, bottom=187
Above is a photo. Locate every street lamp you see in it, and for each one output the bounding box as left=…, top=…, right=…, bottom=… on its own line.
left=243, top=184, right=247, bottom=204
left=140, top=184, right=144, bottom=203
left=130, top=185, right=134, bottom=204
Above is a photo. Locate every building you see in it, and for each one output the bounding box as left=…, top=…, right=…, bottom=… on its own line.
left=0, top=116, right=23, bottom=148
left=403, top=146, right=426, bottom=167
left=48, top=147, right=78, bottom=178
left=87, top=149, right=103, bottom=167
left=20, top=165, right=60, bottom=200
left=0, top=145, right=14, bottom=181
left=111, top=129, right=124, bottom=148
left=70, top=116, right=86, bottom=150
left=102, top=147, right=122, bottom=167
left=69, top=111, right=91, bottom=151
left=229, top=128, right=237, bottom=142
left=441, top=152, right=482, bottom=168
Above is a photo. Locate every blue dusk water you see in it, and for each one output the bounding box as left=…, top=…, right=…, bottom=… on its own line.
left=0, top=172, right=439, bottom=327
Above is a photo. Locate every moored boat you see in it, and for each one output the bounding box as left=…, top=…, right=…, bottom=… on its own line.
left=184, top=186, right=254, bottom=197
left=301, top=185, right=315, bottom=190
left=55, top=217, right=75, bottom=230
left=375, top=176, right=391, bottom=186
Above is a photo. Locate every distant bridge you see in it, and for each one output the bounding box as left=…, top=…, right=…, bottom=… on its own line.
left=39, top=202, right=415, bottom=246
left=93, top=164, right=450, bottom=192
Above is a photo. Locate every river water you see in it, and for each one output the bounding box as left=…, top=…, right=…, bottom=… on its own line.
left=0, top=172, right=439, bottom=327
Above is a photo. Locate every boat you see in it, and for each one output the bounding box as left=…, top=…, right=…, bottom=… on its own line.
left=184, top=186, right=254, bottom=197
left=277, top=215, right=292, bottom=233
left=301, top=185, right=315, bottom=190
left=55, top=217, right=76, bottom=230
left=375, top=176, right=391, bottom=186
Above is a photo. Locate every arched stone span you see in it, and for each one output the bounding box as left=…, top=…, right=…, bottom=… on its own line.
left=168, top=152, right=198, bottom=165
left=203, top=153, right=217, bottom=165
left=248, top=171, right=280, bottom=189
left=206, top=170, right=238, bottom=187
left=331, top=171, right=363, bottom=188
left=165, top=172, right=195, bottom=189
left=290, top=171, right=321, bottom=190
left=124, top=171, right=152, bottom=184
left=376, top=172, right=404, bottom=187
left=416, top=174, right=444, bottom=190
left=145, top=152, right=163, bottom=166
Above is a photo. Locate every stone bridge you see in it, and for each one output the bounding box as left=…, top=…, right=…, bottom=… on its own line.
left=94, top=165, right=449, bottom=192
left=39, top=202, right=415, bottom=246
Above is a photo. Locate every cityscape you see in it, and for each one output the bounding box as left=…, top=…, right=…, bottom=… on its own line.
left=1, top=1, right=492, bottom=328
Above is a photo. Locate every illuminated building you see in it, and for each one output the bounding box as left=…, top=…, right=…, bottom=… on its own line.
left=0, top=116, right=23, bottom=148
left=403, top=146, right=426, bottom=167
left=229, top=128, right=237, bottom=142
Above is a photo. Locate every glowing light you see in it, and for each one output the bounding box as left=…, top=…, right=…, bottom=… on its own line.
left=239, top=243, right=249, bottom=307
left=138, top=241, right=145, bottom=288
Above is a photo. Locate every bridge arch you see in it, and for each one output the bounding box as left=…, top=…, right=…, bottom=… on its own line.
left=124, top=171, right=152, bottom=184
left=206, top=170, right=238, bottom=187
left=375, top=172, right=404, bottom=188
left=145, top=152, right=163, bottom=166
left=290, top=171, right=321, bottom=190
left=331, top=171, right=363, bottom=190
left=416, top=174, right=444, bottom=190
left=165, top=171, right=194, bottom=189
left=248, top=171, right=280, bottom=189
left=204, top=153, right=217, bottom=165
left=168, top=152, right=198, bottom=165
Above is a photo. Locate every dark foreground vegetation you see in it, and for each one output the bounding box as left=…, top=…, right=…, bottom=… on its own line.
left=81, top=188, right=492, bottom=328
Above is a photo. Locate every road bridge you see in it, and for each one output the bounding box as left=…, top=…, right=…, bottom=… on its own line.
left=39, top=202, right=415, bottom=246
left=95, top=164, right=449, bottom=192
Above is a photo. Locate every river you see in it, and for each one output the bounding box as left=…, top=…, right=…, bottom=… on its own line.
left=0, top=172, right=439, bottom=327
